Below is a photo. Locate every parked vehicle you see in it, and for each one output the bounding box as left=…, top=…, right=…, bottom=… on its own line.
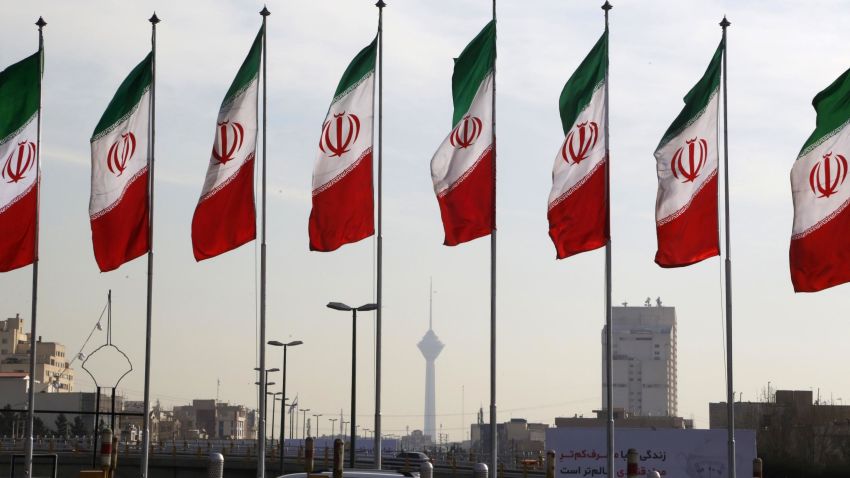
left=282, top=470, right=419, bottom=478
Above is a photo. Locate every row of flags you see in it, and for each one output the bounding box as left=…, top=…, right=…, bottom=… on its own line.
left=1, top=20, right=849, bottom=293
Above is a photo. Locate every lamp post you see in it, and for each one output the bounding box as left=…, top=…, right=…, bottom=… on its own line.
left=254, top=367, right=279, bottom=434
left=268, top=340, right=303, bottom=475
left=327, top=302, right=377, bottom=468
left=312, top=414, right=323, bottom=440
left=301, top=409, right=311, bottom=440
left=329, top=418, right=338, bottom=442
left=267, top=392, right=282, bottom=443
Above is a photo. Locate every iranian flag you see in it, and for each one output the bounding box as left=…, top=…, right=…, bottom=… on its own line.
left=430, top=21, right=495, bottom=246
left=0, top=51, right=40, bottom=272
left=309, top=38, right=376, bottom=252
left=790, top=67, right=850, bottom=292
left=192, top=27, right=261, bottom=261
left=653, top=40, right=723, bottom=268
left=89, top=54, right=152, bottom=272
left=547, top=32, right=608, bottom=259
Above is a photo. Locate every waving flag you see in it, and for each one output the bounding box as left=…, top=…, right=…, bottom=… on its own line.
left=430, top=21, right=496, bottom=246
left=192, top=27, right=262, bottom=261
left=790, top=67, right=850, bottom=292
left=654, top=41, right=723, bottom=268
left=0, top=51, right=40, bottom=272
left=309, top=38, right=376, bottom=252
left=89, top=54, right=152, bottom=272
left=547, top=32, right=608, bottom=259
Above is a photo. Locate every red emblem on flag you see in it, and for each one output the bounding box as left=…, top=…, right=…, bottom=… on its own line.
left=212, top=121, right=245, bottom=165
left=450, top=115, right=483, bottom=149
left=809, top=152, right=848, bottom=198
left=320, top=112, right=361, bottom=157
left=107, top=132, right=137, bottom=177
left=2, top=141, right=36, bottom=183
left=561, top=121, right=599, bottom=165
left=671, top=138, right=708, bottom=183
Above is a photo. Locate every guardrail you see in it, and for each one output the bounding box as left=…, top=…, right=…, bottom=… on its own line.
left=0, top=437, right=549, bottom=475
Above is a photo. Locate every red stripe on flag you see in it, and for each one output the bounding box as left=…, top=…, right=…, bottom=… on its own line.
left=309, top=152, right=374, bottom=252
left=90, top=170, right=149, bottom=272
left=654, top=174, right=719, bottom=268
left=547, top=161, right=608, bottom=259
left=0, top=184, right=37, bottom=272
left=436, top=149, right=494, bottom=246
left=790, top=199, right=850, bottom=292
left=191, top=158, right=256, bottom=261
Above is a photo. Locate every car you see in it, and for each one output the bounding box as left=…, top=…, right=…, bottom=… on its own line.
left=394, top=452, right=430, bottom=463
left=281, top=470, right=420, bottom=478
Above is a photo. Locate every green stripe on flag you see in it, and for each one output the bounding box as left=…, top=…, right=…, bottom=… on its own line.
left=559, top=31, right=607, bottom=135
left=0, top=51, right=40, bottom=144
left=91, top=53, right=153, bottom=140
left=799, top=66, right=850, bottom=157
left=452, top=20, right=496, bottom=126
left=223, top=25, right=263, bottom=107
left=657, top=39, right=723, bottom=149
left=332, top=37, right=377, bottom=102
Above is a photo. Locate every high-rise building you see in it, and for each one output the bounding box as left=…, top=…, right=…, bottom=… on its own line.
left=417, top=281, right=443, bottom=442
left=601, top=299, right=677, bottom=417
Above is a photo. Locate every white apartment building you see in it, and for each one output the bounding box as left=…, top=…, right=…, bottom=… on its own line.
left=601, top=300, right=677, bottom=417
left=0, top=315, right=74, bottom=392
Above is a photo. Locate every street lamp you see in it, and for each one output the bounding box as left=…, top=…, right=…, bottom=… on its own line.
left=266, top=392, right=282, bottom=443
left=300, top=408, right=311, bottom=440
left=312, top=414, right=323, bottom=439
left=268, top=339, right=303, bottom=475
left=329, top=418, right=338, bottom=442
left=327, top=302, right=377, bottom=468
left=255, top=373, right=277, bottom=452
left=254, top=367, right=280, bottom=432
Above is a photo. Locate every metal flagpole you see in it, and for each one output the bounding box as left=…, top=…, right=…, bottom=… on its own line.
left=600, top=3, right=614, bottom=478
left=374, top=0, right=386, bottom=469
left=719, top=15, right=736, bottom=478
left=258, top=6, right=271, bottom=478
left=24, top=16, right=46, bottom=478
left=141, top=12, right=159, bottom=478
left=489, top=0, right=498, bottom=475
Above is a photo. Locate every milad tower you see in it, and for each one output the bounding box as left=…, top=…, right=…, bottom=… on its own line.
left=417, top=279, right=444, bottom=442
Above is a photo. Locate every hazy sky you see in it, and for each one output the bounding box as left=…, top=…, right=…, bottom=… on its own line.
left=2, top=0, right=849, bottom=441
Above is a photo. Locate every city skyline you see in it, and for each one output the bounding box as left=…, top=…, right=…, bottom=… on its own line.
left=3, top=0, right=850, bottom=446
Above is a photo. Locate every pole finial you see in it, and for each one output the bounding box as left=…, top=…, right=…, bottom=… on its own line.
left=149, top=12, right=160, bottom=24
left=376, top=0, right=386, bottom=8
left=720, top=15, right=730, bottom=29
left=35, top=17, right=46, bottom=28
left=260, top=5, right=271, bottom=16
left=602, top=1, right=613, bottom=12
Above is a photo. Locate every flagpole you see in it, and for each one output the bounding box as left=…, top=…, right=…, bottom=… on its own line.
left=489, top=0, right=498, bottom=476
left=258, top=6, right=271, bottom=478
left=719, top=15, right=736, bottom=478
left=140, top=12, right=159, bottom=478
left=374, top=0, right=386, bottom=469
left=600, top=3, right=614, bottom=478
left=24, top=16, right=46, bottom=478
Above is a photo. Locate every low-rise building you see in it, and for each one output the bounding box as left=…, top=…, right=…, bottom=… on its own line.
left=555, top=408, right=693, bottom=429
left=710, top=389, right=850, bottom=472
left=471, top=418, right=550, bottom=458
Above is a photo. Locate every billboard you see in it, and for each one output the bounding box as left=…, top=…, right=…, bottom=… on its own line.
left=546, top=428, right=756, bottom=478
